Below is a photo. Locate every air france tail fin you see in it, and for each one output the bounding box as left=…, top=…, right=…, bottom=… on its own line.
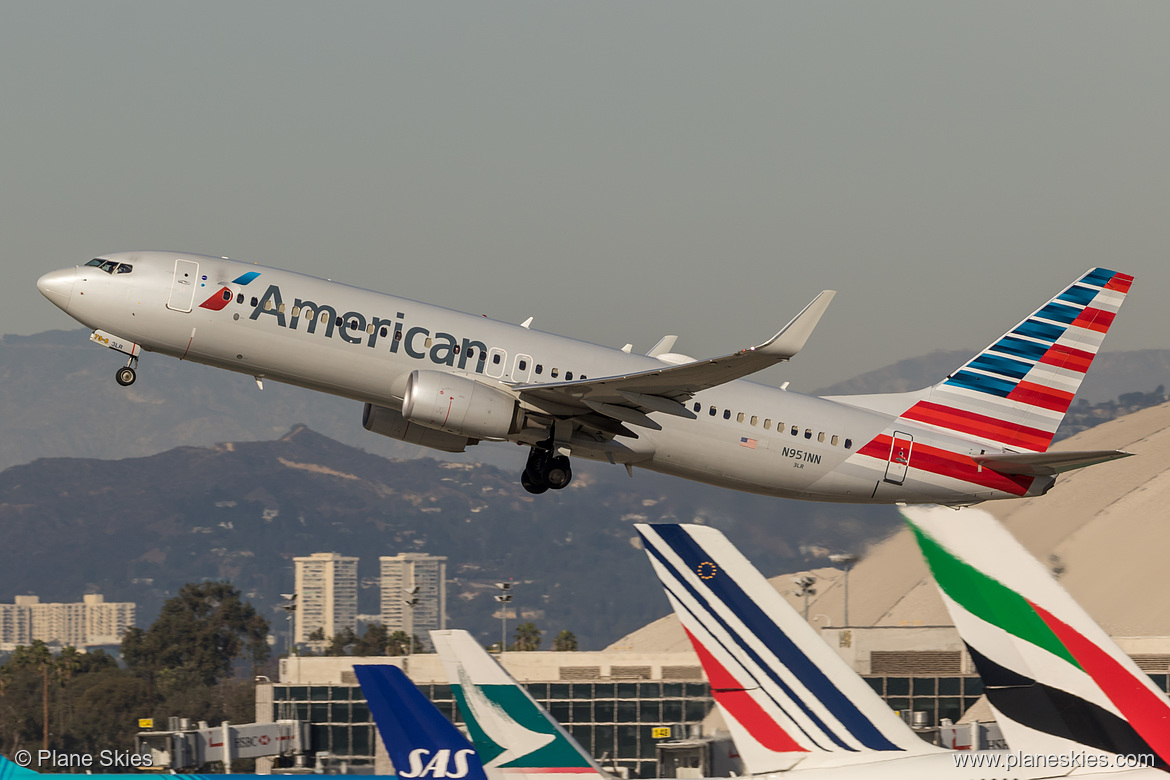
left=430, top=630, right=608, bottom=780
left=635, top=523, right=940, bottom=774
left=903, top=505, right=1170, bottom=770
left=0, top=756, right=38, bottom=779
left=353, top=664, right=489, bottom=780
left=897, top=268, right=1132, bottom=454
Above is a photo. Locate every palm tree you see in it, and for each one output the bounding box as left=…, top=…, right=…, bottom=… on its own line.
left=512, top=622, right=542, bottom=652
left=552, top=630, right=578, bottom=652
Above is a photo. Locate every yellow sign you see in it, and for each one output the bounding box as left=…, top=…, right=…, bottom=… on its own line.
left=651, top=727, right=672, bottom=739
left=138, top=718, right=154, bottom=730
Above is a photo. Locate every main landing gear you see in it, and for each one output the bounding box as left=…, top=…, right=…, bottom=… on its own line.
left=521, top=438, right=573, bottom=494
left=115, top=356, right=138, bottom=386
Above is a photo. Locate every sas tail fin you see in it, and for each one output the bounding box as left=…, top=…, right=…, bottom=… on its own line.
left=0, top=756, right=38, bottom=779
left=430, top=630, right=608, bottom=780
left=903, top=505, right=1170, bottom=769
left=353, top=664, right=489, bottom=780
left=897, top=268, right=1132, bottom=453
left=635, top=523, right=939, bottom=774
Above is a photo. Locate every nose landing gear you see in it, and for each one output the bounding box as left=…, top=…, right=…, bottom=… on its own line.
left=521, top=438, right=573, bottom=494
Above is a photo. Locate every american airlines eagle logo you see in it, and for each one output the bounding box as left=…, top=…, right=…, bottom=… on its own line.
left=199, top=271, right=262, bottom=311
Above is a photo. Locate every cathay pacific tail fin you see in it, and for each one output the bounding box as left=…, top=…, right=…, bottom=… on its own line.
left=635, top=523, right=941, bottom=775
left=903, top=505, right=1170, bottom=770
left=430, top=630, right=608, bottom=780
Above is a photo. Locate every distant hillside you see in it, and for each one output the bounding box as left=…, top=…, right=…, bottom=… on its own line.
left=813, top=348, right=1170, bottom=404
left=0, top=426, right=901, bottom=650
left=3, top=330, right=1167, bottom=473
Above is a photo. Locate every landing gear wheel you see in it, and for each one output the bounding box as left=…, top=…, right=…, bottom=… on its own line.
left=521, top=470, right=549, bottom=495
left=545, top=456, right=572, bottom=490
left=116, top=366, right=137, bottom=386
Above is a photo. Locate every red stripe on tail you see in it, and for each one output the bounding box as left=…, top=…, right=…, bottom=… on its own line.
left=1030, top=601, right=1170, bottom=765
left=683, top=627, right=808, bottom=753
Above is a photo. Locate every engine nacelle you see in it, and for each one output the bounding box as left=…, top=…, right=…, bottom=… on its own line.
left=362, top=403, right=473, bottom=453
left=401, top=370, right=521, bottom=440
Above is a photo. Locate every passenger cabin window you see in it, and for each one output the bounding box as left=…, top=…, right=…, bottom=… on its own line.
left=518, top=359, right=527, bottom=371
left=251, top=297, right=259, bottom=307
left=709, top=406, right=717, bottom=416
left=551, top=368, right=559, bottom=378
left=764, top=419, right=772, bottom=430
left=238, top=294, right=245, bottom=304
left=736, top=412, right=745, bottom=423
left=221, top=290, right=232, bottom=302
left=694, top=402, right=701, bottom=413
left=831, top=435, right=839, bottom=446
left=791, top=425, right=799, bottom=436
left=535, top=364, right=543, bottom=374
left=492, top=353, right=501, bottom=364
left=750, top=415, right=758, bottom=426
left=817, top=432, right=825, bottom=443
left=844, top=438, right=853, bottom=449
left=804, top=428, right=812, bottom=439
left=565, top=371, right=573, bottom=380
left=723, top=409, right=731, bottom=420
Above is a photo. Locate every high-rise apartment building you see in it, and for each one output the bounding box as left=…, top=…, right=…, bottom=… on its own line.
left=0, top=594, right=135, bottom=650
left=380, top=553, right=447, bottom=637
left=294, top=553, right=359, bottom=644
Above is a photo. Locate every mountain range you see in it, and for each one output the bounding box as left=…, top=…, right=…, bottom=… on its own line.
left=2, top=328, right=1167, bottom=650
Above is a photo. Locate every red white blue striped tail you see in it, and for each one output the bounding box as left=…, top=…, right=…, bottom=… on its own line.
left=636, top=523, right=940, bottom=775
left=900, top=268, right=1132, bottom=452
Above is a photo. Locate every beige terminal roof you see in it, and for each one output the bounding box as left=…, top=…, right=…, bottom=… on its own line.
left=609, top=402, right=1170, bottom=652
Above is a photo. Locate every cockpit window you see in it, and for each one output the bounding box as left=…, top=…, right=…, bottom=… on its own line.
left=85, top=258, right=132, bottom=274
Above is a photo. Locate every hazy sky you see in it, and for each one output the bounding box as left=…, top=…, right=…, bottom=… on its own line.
left=5, top=2, right=1169, bottom=390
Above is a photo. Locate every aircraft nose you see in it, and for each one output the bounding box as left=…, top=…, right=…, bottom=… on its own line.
left=37, top=269, right=76, bottom=312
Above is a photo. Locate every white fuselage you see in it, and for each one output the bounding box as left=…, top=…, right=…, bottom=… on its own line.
left=37, top=252, right=1056, bottom=504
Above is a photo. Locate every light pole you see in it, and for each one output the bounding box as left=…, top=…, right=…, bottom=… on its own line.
left=279, top=593, right=298, bottom=656
left=829, top=553, right=860, bottom=627
left=493, top=582, right=513, bottom=652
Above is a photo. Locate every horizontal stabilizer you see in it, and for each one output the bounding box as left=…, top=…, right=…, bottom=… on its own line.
left=973, top=449, right=1133, bottom=476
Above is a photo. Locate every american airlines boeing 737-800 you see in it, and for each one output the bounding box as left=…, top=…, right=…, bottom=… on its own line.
left=36, top=253, right=1131, bottom=503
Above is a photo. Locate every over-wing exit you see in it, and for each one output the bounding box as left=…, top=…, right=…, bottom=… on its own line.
left=37, top=253, right=1132, bottom=504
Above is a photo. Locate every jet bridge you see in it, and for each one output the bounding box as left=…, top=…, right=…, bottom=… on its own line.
left=137, top=718, right=308, bottom=772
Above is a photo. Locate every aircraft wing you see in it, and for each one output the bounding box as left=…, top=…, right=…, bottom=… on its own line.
left=973, top=449, right=1133, bottom=476
left=514, top=290, right=835, bottom=431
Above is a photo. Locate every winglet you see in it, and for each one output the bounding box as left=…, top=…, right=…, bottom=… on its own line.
left=759, top=290, right=836, bottom=359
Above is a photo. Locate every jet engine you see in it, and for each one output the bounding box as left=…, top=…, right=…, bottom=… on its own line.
left=362, top=403, right=473, bottom=453
left=401, top=370, right=522, bottom=440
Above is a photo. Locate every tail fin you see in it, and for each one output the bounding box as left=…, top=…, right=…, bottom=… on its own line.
left=903, top=505, right=1170, bottom=769
left=635, top=523, right=939, bottom=774
left=353, top=664, right=489, bottom=780
left=430, top=630, right=607, bottom=779
left=0, top=756, right=38, bottom=779
left=898, top=268, right=1132, bottom=453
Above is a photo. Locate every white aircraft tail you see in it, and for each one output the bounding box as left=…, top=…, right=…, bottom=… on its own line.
left=430, top=630, right=609, bottom=780
left=635, top=523, right=940, bottom=774
left=903, top=505, right=1170, bottom=770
